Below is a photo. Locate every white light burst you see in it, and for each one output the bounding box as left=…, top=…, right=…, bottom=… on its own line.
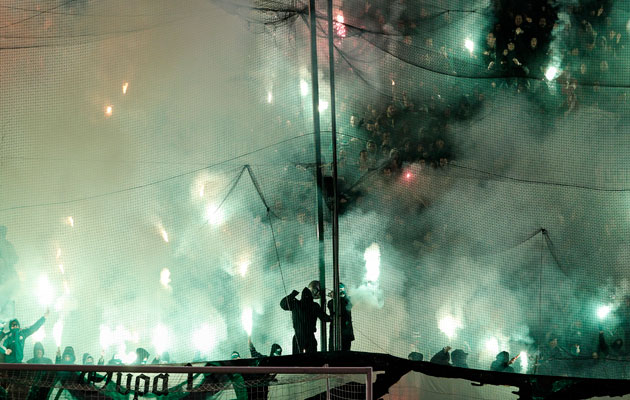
left=241, top=307, right=253, bottom=336
left=363, top=243, right=381, bottom=282
left=160, top=268, right=171, bottom=289
left=438, top=315, right=462, bottom=339
left=464, top=38, right=475, bottom=53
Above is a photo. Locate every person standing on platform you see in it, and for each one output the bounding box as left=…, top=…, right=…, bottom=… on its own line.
left=280, top=281, right=331, bottom=354
left=327, top=283, right=354, bottom=351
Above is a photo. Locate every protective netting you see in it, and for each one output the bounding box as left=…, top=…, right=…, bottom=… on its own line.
left=0, top=366, right=368, bottom=399
left=1, top=0, right=630, bottom=383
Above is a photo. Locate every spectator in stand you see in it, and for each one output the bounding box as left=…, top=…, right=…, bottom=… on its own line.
left=249, top=338, right=282, bottom=358
left=407, top=352, right=424, bottom=361
left=0, top=309, right=49, bottom=363
left=230, top=351, right=241, bottom=360
left=56, top=346, right=76, bottom=364
left=26, top=342, right=52, bottom=364
left=152, top=352, right=171, bottom=364
left=490, top=351, right=515, bottom=373
left=134, top=347, right=150, bottom=365
left=82, top=351, right=104, bottom=365
left=451, top=349, right=469, bottom=368
left=430, top=346, right=451, bottom=365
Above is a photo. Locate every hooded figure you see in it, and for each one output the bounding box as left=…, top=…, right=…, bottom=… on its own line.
left=0, top=311, right=48, bottom=363
left=327, top=283, right=355, bottom=351
left=134, top=347, right=150, bottom=364
left=451, top=349, right=469, bottom=368
left=82, top=353, right=94, bottom=365
left=430, top=347, right=451, bottom=365
left=26, top=342, right=52, bottom=364
left=490, top=351, right=514, bottom=372
left=249, top=338, right=282, bottom=358
left=280, top=286, right=331, bottom=354
left=56, top=346, right=76, bottom=364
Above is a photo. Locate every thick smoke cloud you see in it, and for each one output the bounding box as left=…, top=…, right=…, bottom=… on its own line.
left=1, top=0, right=630, bottom=376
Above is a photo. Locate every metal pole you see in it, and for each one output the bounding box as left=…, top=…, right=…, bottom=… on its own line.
left=326, top=0, right=341, bottom=352
left=308, top=0, right=327, bottom=352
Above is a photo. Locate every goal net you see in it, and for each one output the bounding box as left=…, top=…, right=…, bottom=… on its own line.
left=0, top=364, right=373, bottom=400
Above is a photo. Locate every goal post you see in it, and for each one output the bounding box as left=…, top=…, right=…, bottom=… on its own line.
left=0, top=363, right=373, bottom=400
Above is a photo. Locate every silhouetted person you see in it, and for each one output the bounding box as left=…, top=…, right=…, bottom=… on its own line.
left=280, top=281, right=331, bottom=354
left=327, top=283, right=354, bottom=351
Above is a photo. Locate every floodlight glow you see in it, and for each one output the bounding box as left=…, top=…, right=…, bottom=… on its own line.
left=300, top=79, right=309, bottom=96
left=205, top=204, right=225, bottom=226
left=122, top=82, right=129, bottom=94
left=37, top=275, right=54, bottom=306
left=545, top=66, right=558, bottom=81
left=56, top=248, right=61, bottom=259
left=58, top=264, right=64, bottom=274
left=160, top=268, right=171, bottom=289
left=485, top=337, right=499, bottom=354
left=242, top=307, right=253, bottom=336
left=438, top=315, right=462, bottom=339
left=597, top=304, right=612, bottom=319
left=66, top=216, right=74, bottom=227
left=519, top=351, right=528, bottom=372
left=267, top=91, right=273, bottom=103
left=363, top=243, right=381, bottom=282
left=464, top=38, right=475, bottom=53
left=152, top=324, right=170, bottom=355
left=318, top=100, right=329, bottom=112
left=105, top=105, right=113, bottom=117
left=160, top=228, right=169, bottom=243
left=53, top=321, right=63, bottom=347
left=31, top=327, right=46, bottom=342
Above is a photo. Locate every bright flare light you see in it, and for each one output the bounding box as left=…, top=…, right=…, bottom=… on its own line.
left=335, top=13, right=347, bottom=37
left=318, top=100, right=329, bottom=112
left=66, top=216, right=74, bottom=227
left=238, top=260, right=250, bottom=277
left=99, top=325, right=114, bottom=350
left=267, top=91, right=273, bottom=103
left=121, top=351, right=137, bottom=365
left=363, top=243, right=381, bottom=282
left=300, top=79, right=309, bottom=96
left=241, top=307, right=253, bottom=336
left=205, top=204, right=225, bottom=226
left=105, top=105, right=113, bottom=117
left=597, top=304, right=612, bottom=320
left=122, top=82, right=129, bottom=94
left=37, top=275, right=54, bottom=306
left=31, top=327, right=46, bottom=342
left=485, top=337, right=499, bottom=354
left=438, top=315, right=462, bottom=339
left=464, top=38, right=475, bottom=53
left=192, top=324, right=218, bottom=353
left=160, top=268, right=171, bottom=289
left=160, top=228, right=169, bottom=243
left=58, top=264, right=64, bottom=274
left=519, top=351, right=528, bottom=372
left=545, top=66, right=559, bottom=81
left=152, top=324, right=170, bottom=355
left=53, top=321, right=64, bottom=347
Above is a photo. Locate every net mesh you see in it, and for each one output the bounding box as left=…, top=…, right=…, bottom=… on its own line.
left=0, top=367, right=368, bottom=400
left=1, top=0, right=630, bottom=383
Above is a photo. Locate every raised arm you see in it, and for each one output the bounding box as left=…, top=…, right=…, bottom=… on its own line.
left=280, top=290, right=299, bottom=311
